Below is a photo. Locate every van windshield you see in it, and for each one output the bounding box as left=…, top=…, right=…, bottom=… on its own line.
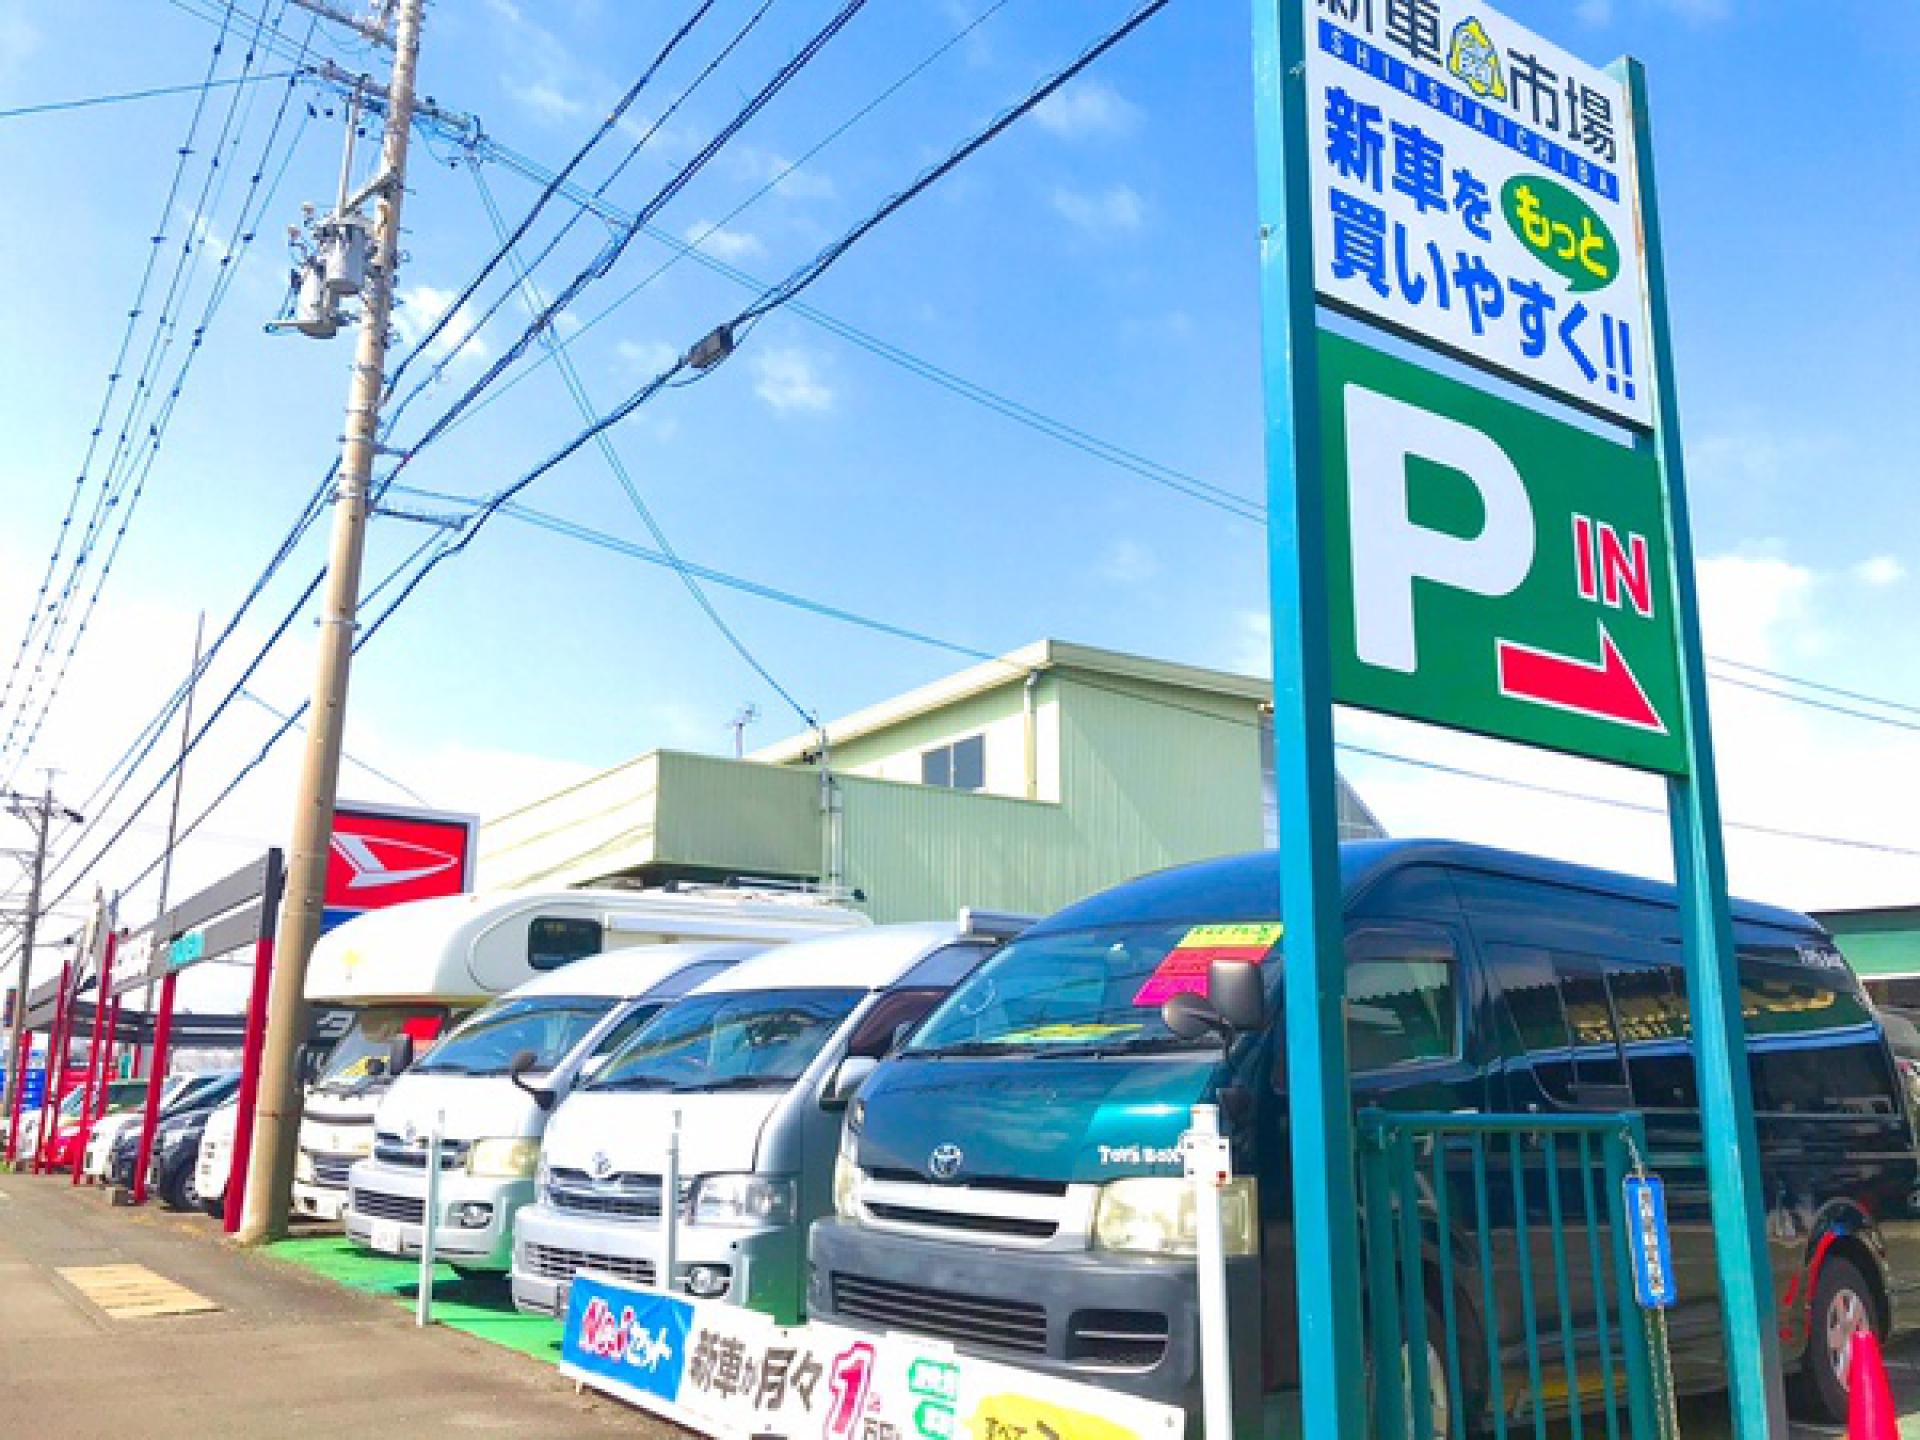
left=318, top=1007, right=447, bottom=1091
left=907, top=921, right=1282, bottom=1057
left=586, top=988, right=863, bottom=1093
left=415, top=997, right=614, bottom=1077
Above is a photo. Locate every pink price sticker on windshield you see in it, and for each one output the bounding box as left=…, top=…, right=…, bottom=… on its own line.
left=1133, top=923, right=1284, bottom=1006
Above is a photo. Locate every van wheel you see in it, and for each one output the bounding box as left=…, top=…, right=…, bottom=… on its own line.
left=1789, top=1254, right=1878, bottom=1425
left=1392, top=1304, right=1460, bottom=1440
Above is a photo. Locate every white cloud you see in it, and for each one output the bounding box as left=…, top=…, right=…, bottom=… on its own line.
left=0, top=7, right=39, bottom=76
left=1033, top=80, right=1142, bottom=140
left=752, top=348, right=833, bottom=414
left=1096, top=539, right=1160, bottom=586
left=1854, top=555, right=1907, bottom=588
left=616, top=339, right=680, bottom=374
left=176, top=204, right=232, bottom=265
left=687, top=221, right=766, bottom=263
left=393, top=284, right=489, bottom=366
left=1050, top=184, right=1146, bottom=235
left=1696, top=552, right=1815, bottom=664
left=1224, top=610, right=1271, bottom=679
left=730, top=147, right=836, bottom=202
left=507, top=81, right=587, bottom=124
left=1573, top=0, right=1613, bottom=24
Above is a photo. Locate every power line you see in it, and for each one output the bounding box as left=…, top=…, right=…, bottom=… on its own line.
left=388, top=482, right=1920, bottom=866
left=4, top=15, right=319, bottom=782
left=382, top=0, right=837, bottom=470
left=0, top=69, right=303, bottom=121
left=467, top=159, right=815, bottom=728
left=0, top=1, right=249, bottom=734
left=235, top=688, right=431, bottom=805
left=380, top=0, right=723, bottom=397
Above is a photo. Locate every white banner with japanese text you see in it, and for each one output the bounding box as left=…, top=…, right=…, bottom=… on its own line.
left=1305, top=0, right=1651, bottom=426
left=558, top=1272, right=1186, bottom=1440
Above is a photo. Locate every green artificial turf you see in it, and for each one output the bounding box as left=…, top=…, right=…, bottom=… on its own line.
left=266, top=1236, right=566, bottom=1361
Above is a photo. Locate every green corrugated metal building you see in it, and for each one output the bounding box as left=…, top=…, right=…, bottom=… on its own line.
left=1814, top=906, right=1920, bottom=1008
left=478, top=639, right=1384, bottom=922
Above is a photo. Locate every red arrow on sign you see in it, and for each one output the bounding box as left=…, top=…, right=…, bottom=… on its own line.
left=1496, top=623, right=1667, bottom=734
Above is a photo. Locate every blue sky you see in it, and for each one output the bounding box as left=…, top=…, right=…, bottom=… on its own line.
left=0, top=0, right=1915, bottom=954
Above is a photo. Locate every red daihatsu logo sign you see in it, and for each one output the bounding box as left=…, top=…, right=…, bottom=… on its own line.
left=323, top=804, right=476, bottom=914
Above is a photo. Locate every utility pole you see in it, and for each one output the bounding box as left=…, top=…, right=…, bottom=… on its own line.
left=139, top=613, right=204, bottom=1076
left=238, top=0, right=426, bottom=1244
left=1, top=776, right=83, bottom=1161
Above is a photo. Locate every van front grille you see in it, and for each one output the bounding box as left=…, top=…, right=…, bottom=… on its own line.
left=522, top=1243, right=655, bottom=1287
left=831, top=1273, right=1047, bottom=1355
left=351, top=1188, right=424, bottom=1225
left=864, top=1202, right=1057, bottom=1240
left=548, top=1167, right=664, bottom=1221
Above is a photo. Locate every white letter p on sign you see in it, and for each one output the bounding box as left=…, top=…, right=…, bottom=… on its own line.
left=1344, top=385, right=1535, bottom=673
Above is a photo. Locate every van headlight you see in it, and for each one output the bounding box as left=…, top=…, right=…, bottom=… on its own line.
left=466, top=1138, right=540, bottom=1179
left=1092, top=1177, right=1259, bottom=1257
left=833, top=1152, right=860, bottom=1218
left=688, top=1174, right=796, bottom=1227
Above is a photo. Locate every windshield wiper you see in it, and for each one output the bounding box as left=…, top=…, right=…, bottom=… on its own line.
left=908, top=1040, right=1042, bottom=1060
left=415, top=1061, right=476, bottom=1075
left=591, top=1076, right=680, bottom=1092
left=1032, top=1035, right=1211, bottom=1059
left=672, top=1075, right=790, bottom=1093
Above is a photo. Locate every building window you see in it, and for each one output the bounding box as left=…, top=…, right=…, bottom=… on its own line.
left=921, top=734, right=986, bottom=792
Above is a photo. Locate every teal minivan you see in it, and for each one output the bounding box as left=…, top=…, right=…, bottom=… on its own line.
left=809, top=841, right=1920, bottom=1430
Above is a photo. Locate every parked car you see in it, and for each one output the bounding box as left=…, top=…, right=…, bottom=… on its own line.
left=36, top=1077, right=148, bottom=1171
left=809, top=840, right=1920, bottom=1430
left=511, top=912, right=1028, bottom=1322
left=83, top=1071, right=237, bottom=1182
left=344, top=942, right=763, bottom=1273
left=193, top=1100, right=240, bottom=1219
left=111, top=1078, right=242, bottom=1210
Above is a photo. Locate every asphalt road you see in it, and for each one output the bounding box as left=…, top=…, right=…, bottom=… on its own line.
left=0, top=1170, right=664, bottom=1438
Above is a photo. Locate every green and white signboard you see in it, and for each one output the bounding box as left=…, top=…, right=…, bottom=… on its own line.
left=1320, top=331, right=1683, bottom=772
left=1254, top=0, right=1787, bottom=1435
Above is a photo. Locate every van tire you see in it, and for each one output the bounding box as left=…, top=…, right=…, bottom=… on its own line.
left=1789, top=1253, right=1878, bottom=1426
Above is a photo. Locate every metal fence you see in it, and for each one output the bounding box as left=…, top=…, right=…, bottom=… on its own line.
left=1356, top=1109, right=1676, bottom=1440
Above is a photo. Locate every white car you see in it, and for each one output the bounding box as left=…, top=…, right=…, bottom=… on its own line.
left=194, top=1100, right=240, bottom=1217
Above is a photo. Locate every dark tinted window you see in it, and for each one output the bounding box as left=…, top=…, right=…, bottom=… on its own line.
left=845, top=989, right=948, bottom=1059
left=529, top=917, right=601, bottom=971
left=1608, top=966, right=1695, bottom=1109
left=1491, top=944, right=1575, bottom=1102
left=1345, top=927, right=1458, bottom=1073
left=1744, top=970, right=1895, bottom=1115
left=1559, top=969, right=1627, bottom=1092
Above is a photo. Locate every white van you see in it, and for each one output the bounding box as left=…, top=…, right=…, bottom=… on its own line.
left=511, top=913, right=1027, bottom=1323
left=344, top=943, right=760, bottom=1272
left=294, top=886, right=866, bottom=1222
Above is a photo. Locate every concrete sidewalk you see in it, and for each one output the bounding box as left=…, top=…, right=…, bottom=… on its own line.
left=0, top=1172, right=664, bottom=1438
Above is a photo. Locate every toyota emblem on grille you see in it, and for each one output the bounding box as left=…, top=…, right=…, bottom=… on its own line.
left=928, top=1143, right=964, bottom=1181
left=589, top=1151, right=615, bottom=1181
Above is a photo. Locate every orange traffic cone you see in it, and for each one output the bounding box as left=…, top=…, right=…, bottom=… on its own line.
left=1849, top=1328, right=1897, bottom=1440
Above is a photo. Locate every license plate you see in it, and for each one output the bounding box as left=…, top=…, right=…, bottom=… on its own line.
left=370, top=1220, right=403, bottom=1254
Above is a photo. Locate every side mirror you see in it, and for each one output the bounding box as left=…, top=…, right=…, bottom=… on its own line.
left=1160, top=962, right=1270, bottom=1049
left=1209, top=960, right=1269, bottom=1034
left=388, top=1034, right=416, bottom=1076
left=508, top=1049, right=555, bottom=1112
left=823, top=1056, right=878, bottom=1110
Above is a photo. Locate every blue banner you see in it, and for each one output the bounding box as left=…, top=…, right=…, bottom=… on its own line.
left=1624, top=1175, right=1676, bottom=1310
left=560, top=1273, right=695, bottom=1406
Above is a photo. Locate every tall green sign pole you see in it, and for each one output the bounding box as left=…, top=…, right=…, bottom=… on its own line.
left=1252, top=1, right=1367, bottom=1436
left=1252, top=0, right=1783, bottom=1434
left=1616, top=56, right=1785, bottom=1436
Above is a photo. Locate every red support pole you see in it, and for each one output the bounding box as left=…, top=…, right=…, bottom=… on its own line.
left=130, top=972, right=177, bottom=1206
left=71, top=931, right=117, bottom=1185
left=35, top=956, right=76, bottom=1173
left=224, top=930, right=276, bottom=1234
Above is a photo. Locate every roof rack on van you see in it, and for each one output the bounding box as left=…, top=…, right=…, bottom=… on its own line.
left=647, top=878, right=865, bottom=907
left=959, top=908, right=1035, bottom=941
